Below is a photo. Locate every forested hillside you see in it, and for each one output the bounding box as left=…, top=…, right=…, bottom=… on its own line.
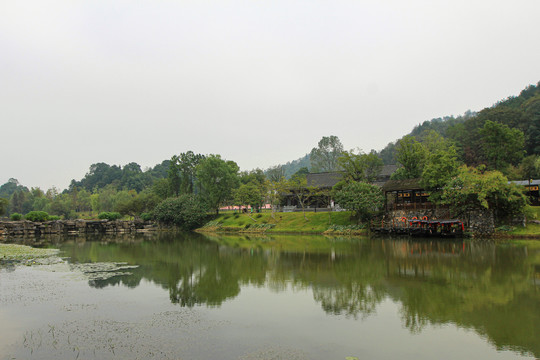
left=377, top=82, right=540, bottom=173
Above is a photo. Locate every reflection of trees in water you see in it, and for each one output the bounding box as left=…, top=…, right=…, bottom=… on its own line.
left=59, top=233, right=540, bottom=358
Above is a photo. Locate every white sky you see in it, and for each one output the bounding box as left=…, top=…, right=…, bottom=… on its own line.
left=1, top=0, right=539, bottom=190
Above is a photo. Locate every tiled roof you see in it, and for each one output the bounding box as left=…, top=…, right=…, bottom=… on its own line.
left=510, top=179, right=540, bottom=186
left=381, top=178, right=423, bottom=191
left=306, top=172, right=343, bottom=188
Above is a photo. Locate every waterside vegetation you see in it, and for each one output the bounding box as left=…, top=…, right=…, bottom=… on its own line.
left=1, top=82, right=540, bottom=238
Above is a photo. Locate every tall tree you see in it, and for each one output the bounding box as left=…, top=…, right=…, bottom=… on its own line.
left=338, top=149, right=383, bottom=183
left=310, top=135, right=344, bottom=172
left=0, top=198, right=8, bottom=216
left=391, top=136, right=427, bottom=179
left=179, top=151, right=205, bottom=194
left=479, top=120, right=525, bottom=171
left=196, top=155, right=239, bottom=214
left=420, top=131, right=461, bottom=192
left=168, top=155, right=182, bottom=197
left=266, top=165, right=285, bottom=182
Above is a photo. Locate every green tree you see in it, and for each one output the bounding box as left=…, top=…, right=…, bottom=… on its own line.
left=391, top=136, right=427, bottom=179
left=518, top=155, right=540, bottom=180
left=168, top=155, right=182, bottom=197
left=310, top=135, right=344, bottom=172
left=179, top=151, right=205, bottom=194
left=196, top=155, right=240, bottom=214
left=234, top=182, right=265, bottom=211
left=439, top=166, right=527, bottom=224
left=48, top=193, right=73, bottom=219
left=9, top=189, right=27, bottom=214
left=333, top=181, right=384, bottom=223
left=0, top=198, right=8, bottom=217
left=287, top=176, right=318, bottom=220
left=479, top=120, right=525, bottom=171
left=420, top=132, right=461, bottom=192
left=522, top=94, right=540, bottom=155
left=151, top=178, right=172, bottom=200
left=338, top=149, right=383, bottom=183
left=266, top=165, right=285, bottom=182
left=266, top=177, right=288, bottom=219
left=153, top=195, right=209, bottom=230
left=115, top=190, right=160, bottom=218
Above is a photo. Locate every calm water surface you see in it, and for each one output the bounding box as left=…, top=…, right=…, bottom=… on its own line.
left=1, top=232, right=539, bottom=360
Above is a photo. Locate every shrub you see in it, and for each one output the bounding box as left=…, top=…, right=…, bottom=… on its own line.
left=24, top=211, right=50, bottom=222
left=98, top=212, right=122, bottom=221
left=10, top=213, right=22, bottom=221
left=153, top=194, right=209, bottom=230
left=140, top=212, right=153, bottom=221
left=48, top=215, right=61, bottom=221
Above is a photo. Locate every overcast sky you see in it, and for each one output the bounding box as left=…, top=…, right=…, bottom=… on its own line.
left=1, top=0, right=539, bottom=190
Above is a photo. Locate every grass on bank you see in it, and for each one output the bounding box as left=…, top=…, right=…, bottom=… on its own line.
left=495, top=206, right=540, bottom=238
left=199, top=210, right=362, bottom=234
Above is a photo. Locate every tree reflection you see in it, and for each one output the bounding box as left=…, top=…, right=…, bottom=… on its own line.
left=58, top=233, right=540, bottom=358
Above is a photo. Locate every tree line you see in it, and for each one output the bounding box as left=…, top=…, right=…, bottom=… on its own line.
left=1, top=81, right=539, bottom=227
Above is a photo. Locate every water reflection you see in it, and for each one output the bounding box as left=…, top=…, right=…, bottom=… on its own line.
left=55, top=232, right=540, bottom=358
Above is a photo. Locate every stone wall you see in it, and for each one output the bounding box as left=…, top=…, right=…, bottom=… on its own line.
left=0, top=219, right=157, bottom=239
left=385, top=208, right=495, bottom=235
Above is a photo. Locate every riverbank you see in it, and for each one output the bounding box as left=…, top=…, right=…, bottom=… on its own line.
left=196, top=211, right=368, bottom=235
left=197, top=210, right=540, bottom=239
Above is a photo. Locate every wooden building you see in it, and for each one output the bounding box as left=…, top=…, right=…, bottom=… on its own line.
left=510, top=179, right=540, bottom=206
left=381, top=178, right=433, bottom=211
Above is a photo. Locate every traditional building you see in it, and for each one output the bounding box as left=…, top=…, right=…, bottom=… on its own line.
left=510, top=179, right=540, bottom=205
left=381, top=178, right=432, bottom=211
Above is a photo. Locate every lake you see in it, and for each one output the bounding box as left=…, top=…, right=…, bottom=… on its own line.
left=1, top=232, right=539, bottom=360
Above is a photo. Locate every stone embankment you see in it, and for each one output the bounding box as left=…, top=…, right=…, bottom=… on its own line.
left=385, top=208, right=496, bottom=236
left=0, top=220, right=157, bottom=239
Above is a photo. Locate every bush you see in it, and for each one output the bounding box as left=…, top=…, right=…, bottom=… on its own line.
left=10, top=213, right=22, bottom=221
left=153, top=195, right=209, bottom=230
left=140, top=212, right=153, bottom=221
left=24, top=211, right=50, bottom=222
left=98, top=212, right=122, bottom=221
left=48, top=215, right=61, bottom=221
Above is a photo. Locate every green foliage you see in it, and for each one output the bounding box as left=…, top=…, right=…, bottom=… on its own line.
left=140, top=212, right=153, bottom=221
left=153, top=195, right=209, bottom=230
left=0, top=198, right=8, bottom=217
left=287, top=176, right=319, bottom=219
left=24, top=211, right=50, bottom=222
left=310, top=135, right=344, bottom=172
left=479, top=120, right=525, bottom=171
left=10, top=212, right=22, bottom=221
left=420, top=132, right=461, bottom=192
left=265, top=165, right=285, bottom=182
left=333, top=181, right=384, bottom=222
left=196, top=155, right=240, bottom=214
left=391, top=135, right=427, bottom=179
left=168, top=152, right=206, bottom=197
left=291, top=167, right=310, bottom=180
left=98, top=212, right=122, bottom=221
left=48, top=215, right=61, bottom=221
left=114, top=190, right=160, bottom=218
left=234, top=182, right=266, bottom=210
left=338, top=149, right=383, bottom=183
left=439, top=166, right=528, bottom=223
